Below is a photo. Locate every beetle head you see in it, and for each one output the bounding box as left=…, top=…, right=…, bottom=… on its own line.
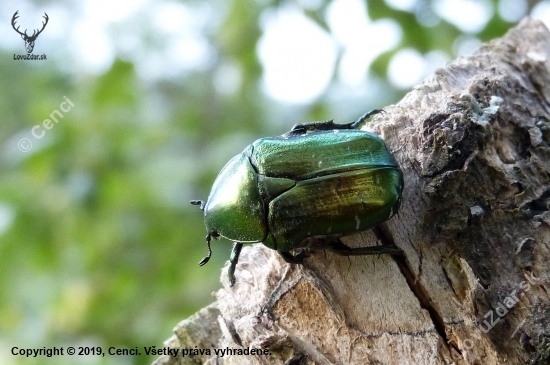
left=191, top=151, right=268, bottom=267
left=202, top=153, right=267, bottom=242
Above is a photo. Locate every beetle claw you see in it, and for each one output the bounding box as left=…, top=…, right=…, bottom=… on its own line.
left=198, top=256, right=210, bottom=266
left=294, top=249, right=310, bottom=261
left=278, top=249, right=309, bottom=264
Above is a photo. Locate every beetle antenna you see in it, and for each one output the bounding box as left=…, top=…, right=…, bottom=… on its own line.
left=198, top=234, right=212, bottom=266
left=190, top=200, right=205, bottom=210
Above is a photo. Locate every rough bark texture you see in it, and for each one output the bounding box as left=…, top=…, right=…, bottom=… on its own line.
left=154, top=18, right=550, bottom=365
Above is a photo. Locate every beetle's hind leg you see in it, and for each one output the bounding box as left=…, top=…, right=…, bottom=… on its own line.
left=349, top=109, right=385, bottom=129
left=285, top=109, right=385, bottom=136
left=328, top=239, right=403, bottom=256
left=285, top=120, right=345, bottom=136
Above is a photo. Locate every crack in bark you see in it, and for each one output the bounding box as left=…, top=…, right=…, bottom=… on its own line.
left=373, top=226, right=456, bottom=354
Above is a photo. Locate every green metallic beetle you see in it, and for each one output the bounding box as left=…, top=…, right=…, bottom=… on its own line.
left=191, top=110, right=404, bottom=286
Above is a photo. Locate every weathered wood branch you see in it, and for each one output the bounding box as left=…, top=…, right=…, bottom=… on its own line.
left=155, top=18, right=550, bottom=365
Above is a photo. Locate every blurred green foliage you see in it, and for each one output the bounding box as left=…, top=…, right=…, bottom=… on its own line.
left=0, top=0, right=532, bottom=364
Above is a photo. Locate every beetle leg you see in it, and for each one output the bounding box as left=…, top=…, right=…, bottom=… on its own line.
left=285, top=120, right=342, bottom=136
left=228, top=242, right=243, bottom=287
left=285, top=109, right=385, bottom=136
left=278, top=250, right=309, bottom=264
left=328, top=239, right=404, bottom=256
left=198, top=234, right=213, bottom=266
left=350, top=109, right=385, bottom=129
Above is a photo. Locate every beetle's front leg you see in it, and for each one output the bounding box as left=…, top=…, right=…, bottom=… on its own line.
left=328, top=239, right=403, bottom=256
left=278, top=250, right=309, bottom=264
left=228, top=242, right=243, bottom=287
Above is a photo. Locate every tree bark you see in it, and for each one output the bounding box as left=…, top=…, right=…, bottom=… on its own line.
left=154, top=18, right=550, bottom=365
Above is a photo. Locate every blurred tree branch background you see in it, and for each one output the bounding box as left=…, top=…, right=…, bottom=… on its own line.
left=0, top=0, right=547, bottom=364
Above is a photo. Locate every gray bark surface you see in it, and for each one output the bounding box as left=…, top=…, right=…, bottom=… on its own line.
left=154, top=18, right=550, bottom=365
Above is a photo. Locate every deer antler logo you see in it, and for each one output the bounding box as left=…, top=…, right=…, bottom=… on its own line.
left=12, top=11, right=49, bottom=54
